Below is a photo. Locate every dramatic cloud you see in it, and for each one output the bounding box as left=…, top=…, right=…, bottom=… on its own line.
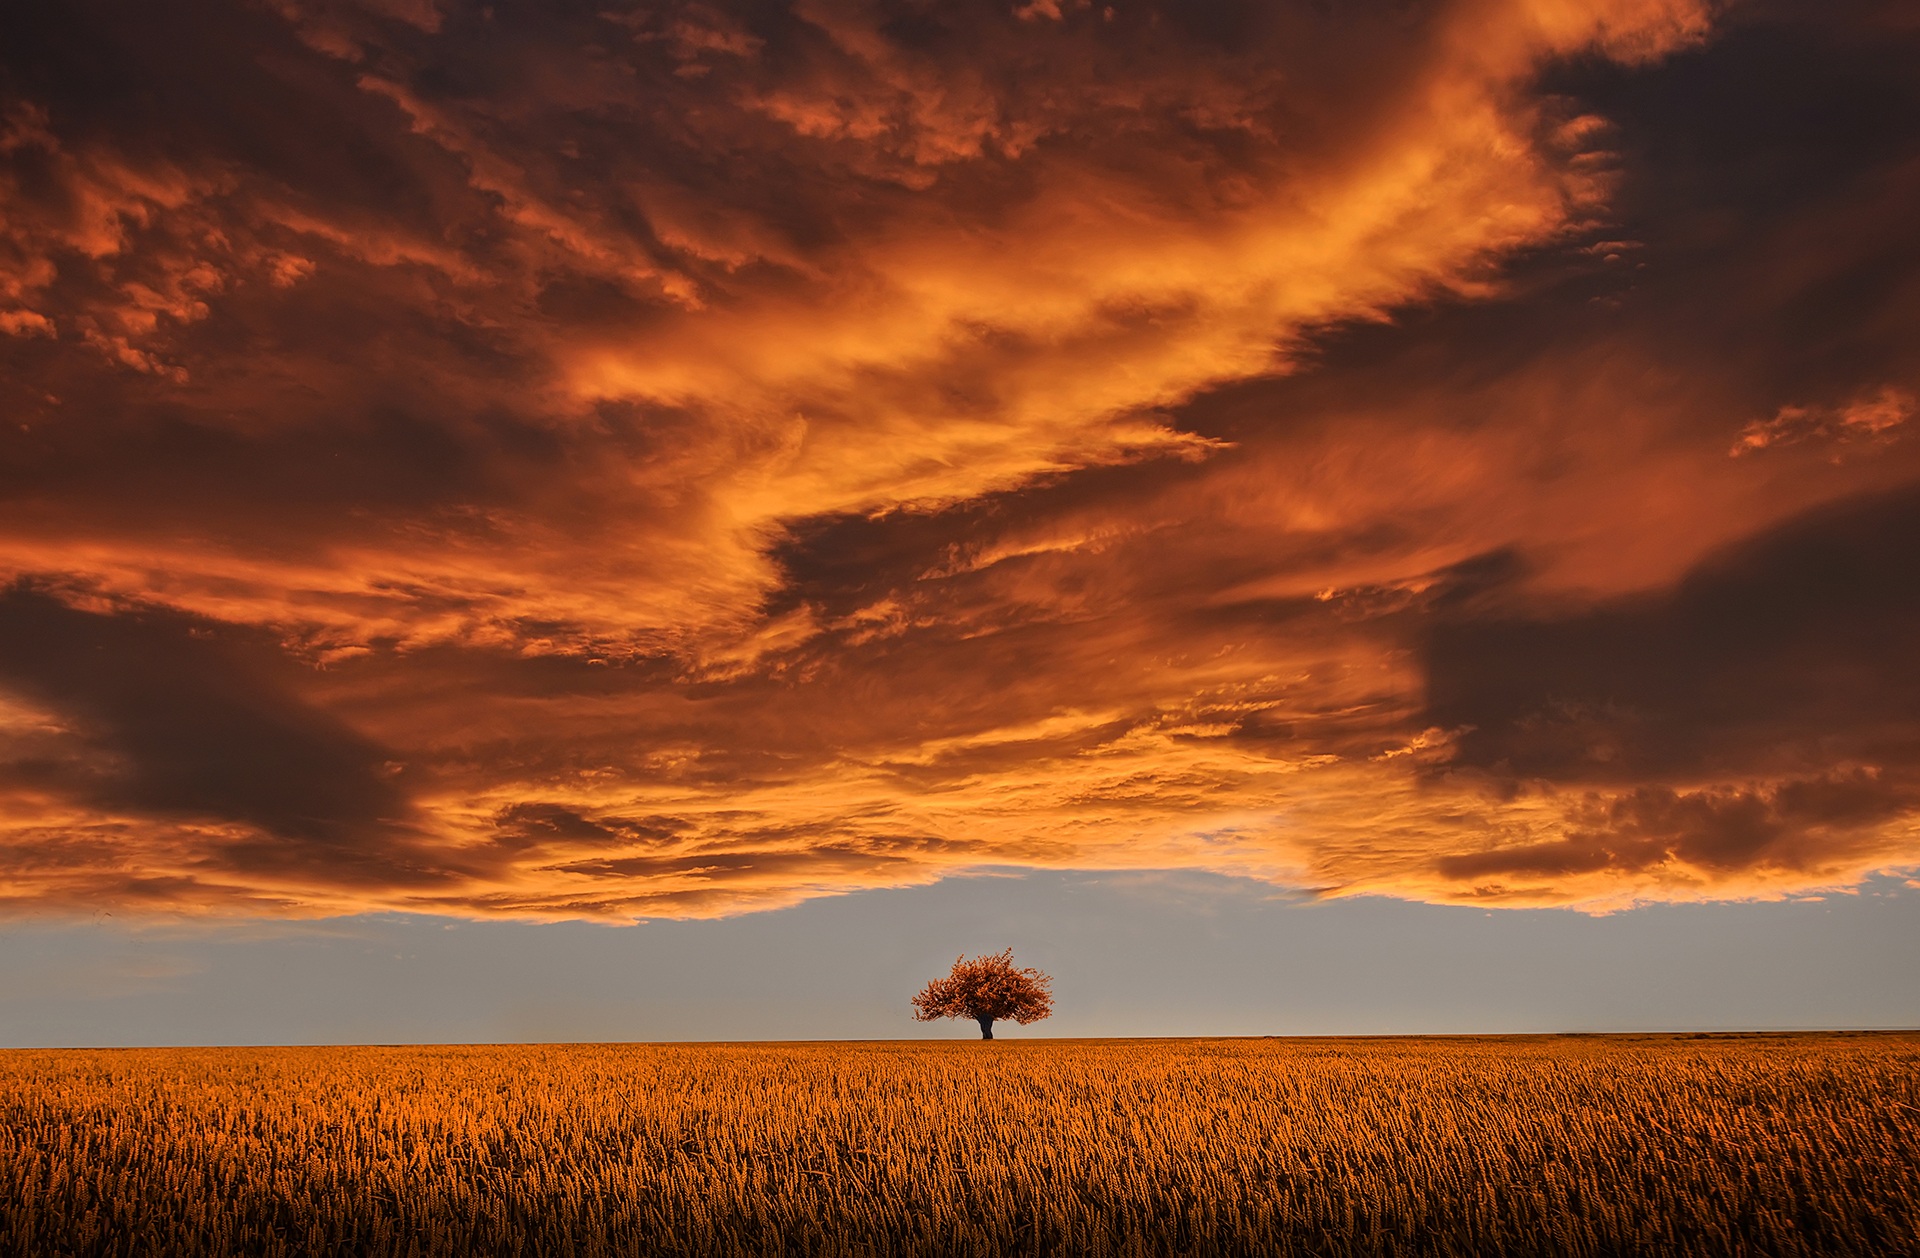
left=0, top=0, right=1916, bottom=917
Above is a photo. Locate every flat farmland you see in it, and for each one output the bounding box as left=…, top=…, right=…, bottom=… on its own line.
left=3, top=1034, right=1916, bottom=1256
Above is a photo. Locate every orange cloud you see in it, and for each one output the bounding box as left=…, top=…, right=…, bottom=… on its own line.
left=1731, top=385, right=1914, bottom=458
left=0, top=0, right=1917, bottom=919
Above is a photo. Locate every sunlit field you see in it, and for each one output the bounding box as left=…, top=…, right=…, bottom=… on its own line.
left=4, top=1034, right=1916, bottom=1256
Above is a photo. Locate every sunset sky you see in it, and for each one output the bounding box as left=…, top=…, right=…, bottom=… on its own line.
left=2, top=0, right=1917, bottom=1040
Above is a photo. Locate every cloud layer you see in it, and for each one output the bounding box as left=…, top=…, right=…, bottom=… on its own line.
left=1, top=0, right=1916, bottom=917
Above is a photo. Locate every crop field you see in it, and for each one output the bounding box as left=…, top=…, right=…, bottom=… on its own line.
left=3, top=1034, right=1917, bottom=1256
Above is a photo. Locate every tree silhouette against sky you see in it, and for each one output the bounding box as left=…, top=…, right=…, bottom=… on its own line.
left=911, top=949, right=1054, bottom=1040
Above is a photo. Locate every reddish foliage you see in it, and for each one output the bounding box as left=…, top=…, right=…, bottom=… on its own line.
left=911, top=949, right=1054, bottom=1039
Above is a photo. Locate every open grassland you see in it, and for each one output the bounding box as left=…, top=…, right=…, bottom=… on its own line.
left=3, top=1034, right=1917, bottom=1256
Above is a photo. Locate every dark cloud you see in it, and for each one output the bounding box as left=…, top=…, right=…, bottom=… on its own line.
left=1417, top=483, right=1920, bottom=898
left=1426, top=485, right=1920, bottom=785
left=1436, top=773, right=1915, bottom=885
left=492, top=802, right=684, bottom=851
left=0, top=584, right=419, bottom=877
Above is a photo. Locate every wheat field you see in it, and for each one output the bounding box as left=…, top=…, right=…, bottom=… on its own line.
left=2, top=1034, right=1916, bottom=1256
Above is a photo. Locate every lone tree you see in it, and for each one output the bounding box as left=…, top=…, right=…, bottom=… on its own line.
left=911, top=949, right=1054, bottom=1040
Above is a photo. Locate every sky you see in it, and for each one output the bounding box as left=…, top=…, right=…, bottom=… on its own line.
left=0, top=0, right=1917, bottom=1041
left=5, top=872, right=1918, bottom=1045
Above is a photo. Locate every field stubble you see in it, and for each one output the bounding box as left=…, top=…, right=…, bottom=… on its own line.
left=2, top=1033, right=1916, bottom=1256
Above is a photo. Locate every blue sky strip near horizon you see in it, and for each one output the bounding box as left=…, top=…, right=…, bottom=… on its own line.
left=3, top=870, right=1915, bottom=1048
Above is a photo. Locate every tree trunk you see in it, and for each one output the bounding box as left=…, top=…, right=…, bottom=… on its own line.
left=977, top=1016, right=994, bottom=1040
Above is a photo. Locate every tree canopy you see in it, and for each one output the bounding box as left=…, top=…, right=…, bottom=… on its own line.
left=911, top=949, right=1054, bottom=1040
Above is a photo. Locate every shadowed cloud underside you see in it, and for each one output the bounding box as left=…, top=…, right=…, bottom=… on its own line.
left=0, top=0, right=1917, bottom=918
